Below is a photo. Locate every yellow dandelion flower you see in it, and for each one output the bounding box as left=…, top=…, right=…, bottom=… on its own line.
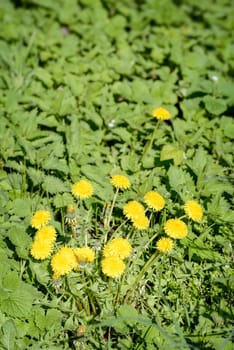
left=152, top=107, right=171, bottom=120
left=103, top=238, right=132, bottom=259
left=30, top=240, right=54, bottom=260
left=30, top=210, right=51, bottom=229
left=72, top=179, right=94, bottom=199
left=132, top=215, right=149, bottom=230
left=65, top=205, right=78, bottom=227
left=35, top=226, right=57, bottom=243
left=77, top=325, right=86, bottom=337
left=144, top=191, right=165, bottom=211
left=184, top=200, right=203, bottom=222
left=164, top=218, right=188, bottom=239
left=110, top=174, right=131, bottom=190
left=51, top=246, right=77, bottom=276
left=101, top=256, right=126, bottom=278
left=67, top=204, right=75, bottom=214
left=73, top=247, right=95, bottom=263
left=123, top=200, right=145, bottom=220
left=156, top=237, right=174, bottom=253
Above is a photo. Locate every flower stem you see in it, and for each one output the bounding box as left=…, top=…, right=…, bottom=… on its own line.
left=124, top=251, right=158, bottom=303
left=140, top=120, right=160, bottom=164
left=105, top=188, right=119, bottom=228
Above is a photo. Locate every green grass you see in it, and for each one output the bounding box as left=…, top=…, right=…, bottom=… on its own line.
left=0, top=0, right=233, bottom=349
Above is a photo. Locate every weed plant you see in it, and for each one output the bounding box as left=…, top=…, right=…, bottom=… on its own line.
left=0, top=0, right=233, bottom=349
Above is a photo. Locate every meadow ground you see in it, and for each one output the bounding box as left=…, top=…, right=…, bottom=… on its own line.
left=0, top=0, right=233, bottom=349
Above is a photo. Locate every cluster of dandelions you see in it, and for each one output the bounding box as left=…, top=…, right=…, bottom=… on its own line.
left=30, top=170, right=203, bottom=280
left=71, top=174, right=203, bottom=255
left=30, top=208, right=132, bottom=280
left=30, top=210, right=96, bottom=280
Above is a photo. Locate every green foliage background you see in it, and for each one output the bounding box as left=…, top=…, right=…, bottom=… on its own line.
left=0, top=0, right=233, bottom=349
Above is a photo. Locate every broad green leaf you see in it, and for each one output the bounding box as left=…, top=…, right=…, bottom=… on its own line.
left=2, top=271, right=20, bottom=291
left=187, top=147, right=208, bottom=177
left=7, top=227, right=32, bottom=259
left=29, top=261, right=50, bottom=286
left=1, top=319, right=17, bottom=350
left=160, top=144, right=184, bottom=165
left=44, top=309, right=63, bottom=330
left=203, top=96, right=227, bottom=115
left=167, top=165, right=195, bottom=195
left=10, top=198, right=32, bottom=218
left=42, top=175, right=69, bottom=194
left=1, top=285, right=35, bottom=318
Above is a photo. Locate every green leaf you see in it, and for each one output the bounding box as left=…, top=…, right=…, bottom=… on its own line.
left=187, top=147, right=208, bottom=177
left=29, top=261, right=50, bottom=286
left=1, top=285, right=35, bottom=318
left=1, top=319, right=17, bottom=350
left=44, top=309, right=63, bottom=330
left=203, top=96, right=227, bottom=115
left=53, top=193, right=74, bottom=208
left=33, top=67, right=53, bottom=88
left=160, top=144, right=184, bottom=165
left=7, top=227, right=32, bottom=259
left=114, top=304, right=139, bottom=331
left=167, top=165, right=195, bottom=196
left=26, top=168, right=45, bottom=186
left=112, top=127, right=132, bottom=143
left=10, top=198, right=32, bottom=218
left=2, top=271, right=20, bottom=291
left=42, top=175, right=69, bottom=194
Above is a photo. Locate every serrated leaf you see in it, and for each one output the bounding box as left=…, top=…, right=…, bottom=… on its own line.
left=167, top=165, right=195, bottom=195
left=33, top=67, right=53, bottom=88
left=42, top=175, right=68, bottom=194
left=44, top=309, right=63, bottom=330
left=112, top=127, right=132, bottom=143
left=1, top=285, right=34, bottom=318
left=27, top=167, right=45, bottom=186
left=43, top=158, right=69, bottom=174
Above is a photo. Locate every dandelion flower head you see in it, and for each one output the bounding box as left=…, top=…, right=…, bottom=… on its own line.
left=101, top=256, right=126, bottom=278
left=152, top=107, right=171, bottom=120
left=164, top=218, right=188, bottom=239
left=184, top=200, right=203, bottom=222
left=30, top=210, right=51, bottom=229
left=31, top=240, right=54, bottom=260
left=144, top=191, right=165, bottom=211
left=51, top=246, right=77, bottom=277
left=123, top=200, right=145, bottom=220
left=73, top=247, right=95, bottom=263
left=72, top=179, right=94, bottom=199
left=103, top=238, right=132, bottom=259
left=110, top=174, right=131, bottom=190
left=156, top=237, right=174, bottom=253
left=35, top=226, right=57, bottom=243
left=67, top=204, right=75, bottom=214
left=132, top=215, right=149, bottom=230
